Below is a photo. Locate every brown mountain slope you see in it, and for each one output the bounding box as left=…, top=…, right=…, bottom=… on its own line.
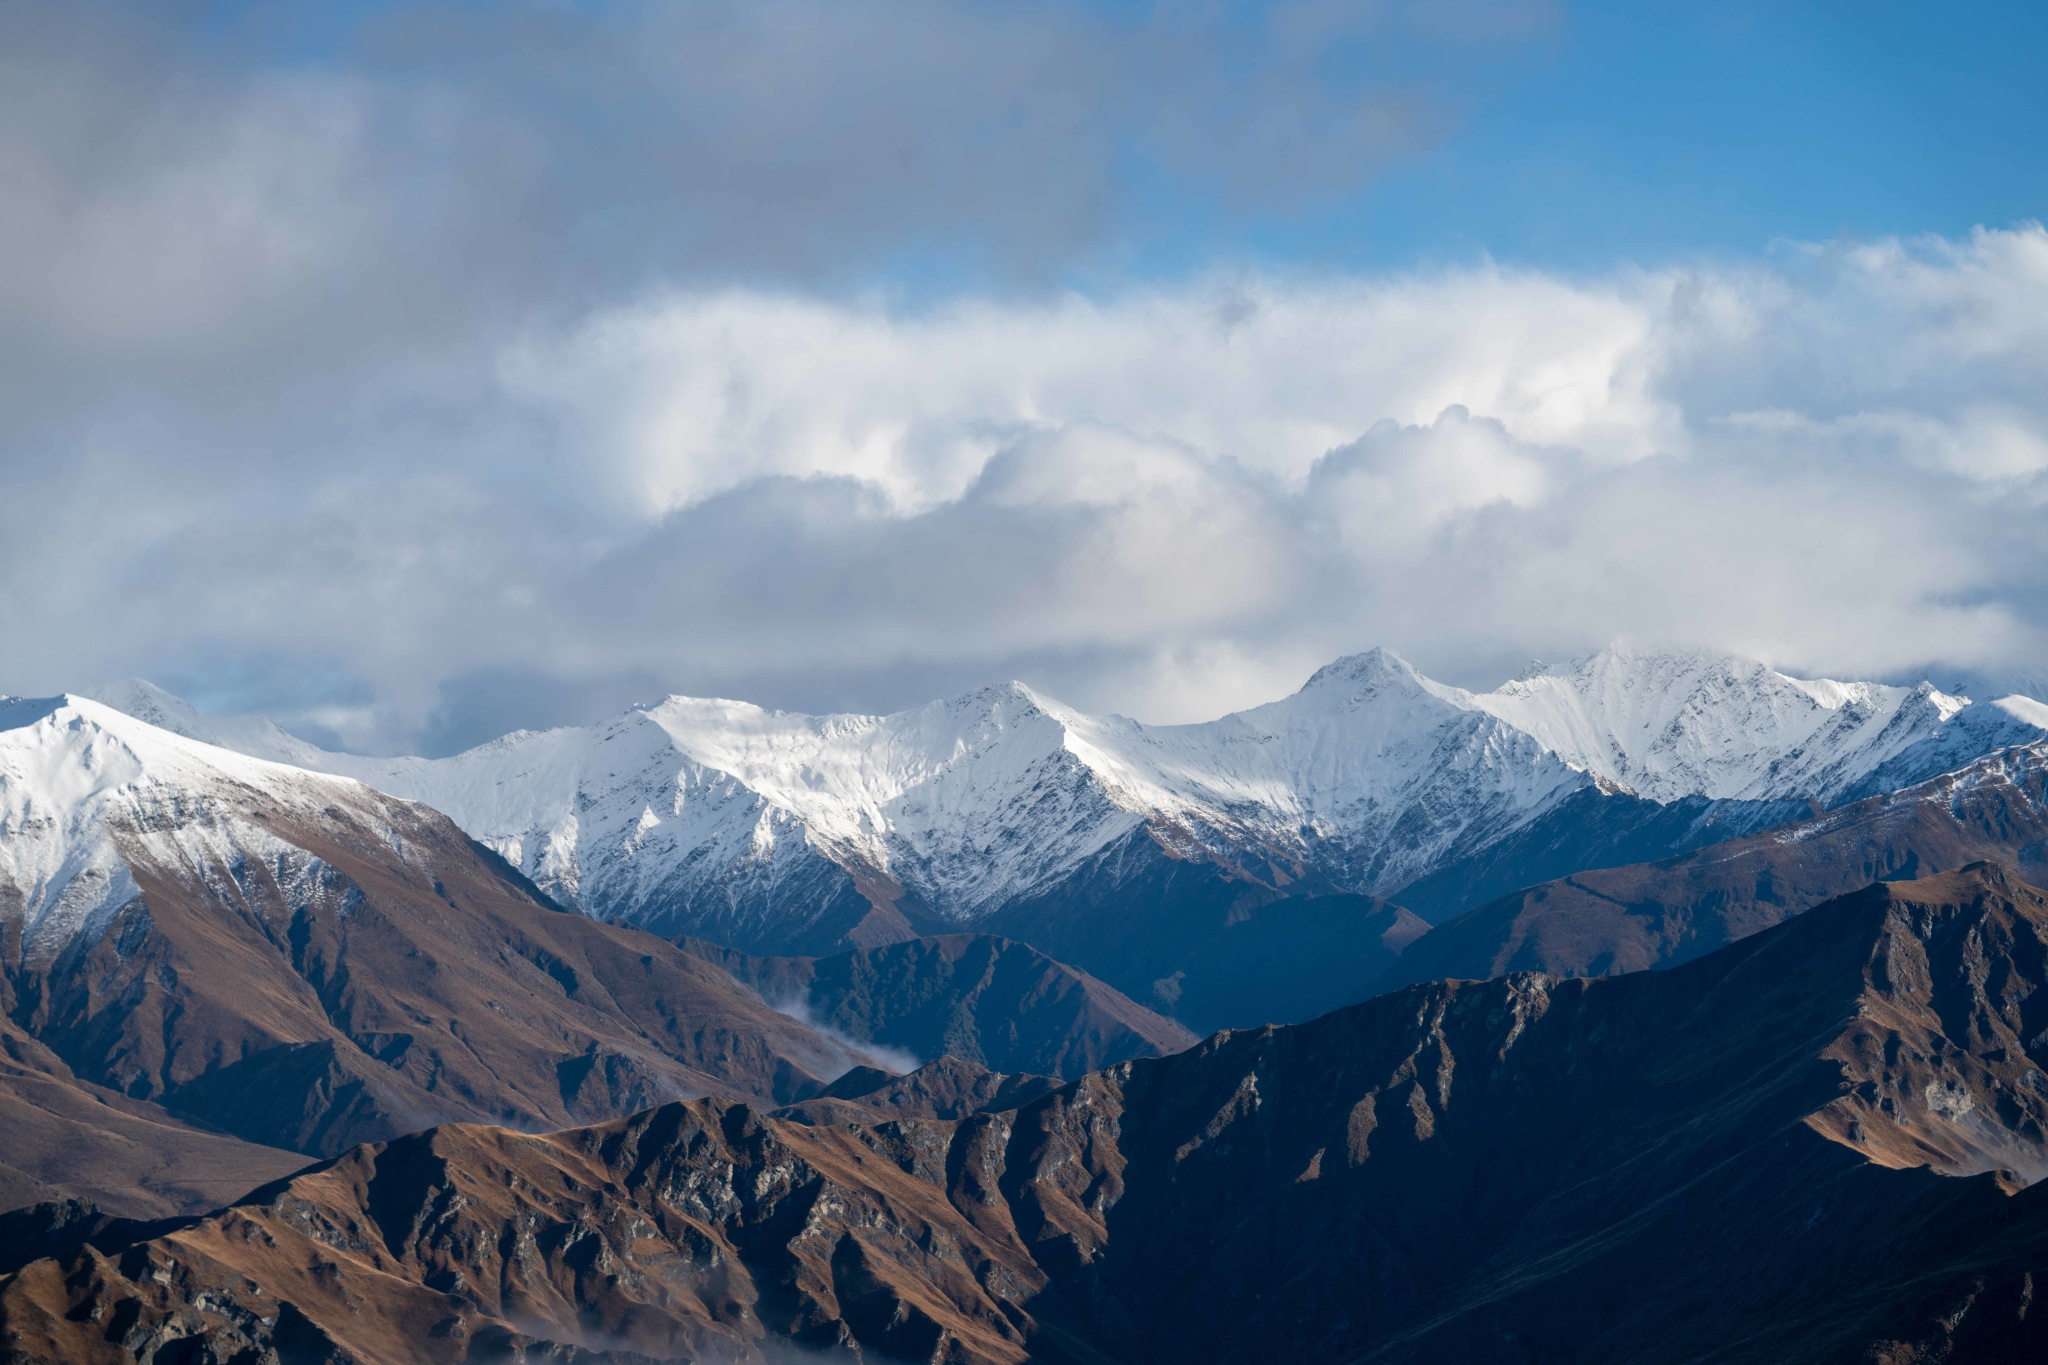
left=0, top=1019, right=306, bottom=1218
left=686, top=933, right=1197, bottom=1078
left=1381, top=738, right=2048, bottom=990
left=2, top=763, right=870, bottom=1173
left=10, top=865, right=2048, bottom=1364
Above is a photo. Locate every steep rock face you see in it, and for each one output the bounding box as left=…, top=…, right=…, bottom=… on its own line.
left=88, top=644, right=2048, bottom=962
left=1378, top=781, right=1810, bottom=922
left=1385, top=738, right=2048, bottom=989
left=687, top=933, right=1196, bottom=1078
left=11, top=867, right=2048, bottom=1364
left=0, top=1103, right=1058, bottom=1365
left=0, top=697, right=871, bottom=1171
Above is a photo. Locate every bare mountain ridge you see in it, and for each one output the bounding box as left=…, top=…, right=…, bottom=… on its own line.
left=1384, top=736, right=2048, bottom=989
left=9, top=865, right=2048, bottom=1363
left=0, top=1016, right=306, bottom=1219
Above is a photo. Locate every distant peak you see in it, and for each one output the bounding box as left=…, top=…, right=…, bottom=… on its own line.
left=938, top=678, right=1055, bottom=714
left=642, top=693, right=771, bottom=718
left=85, top=678, right=201, bottom=725
left=1572, top=637, right=1740, bottom=672
left=1302, top=648, right=1424, bottom=694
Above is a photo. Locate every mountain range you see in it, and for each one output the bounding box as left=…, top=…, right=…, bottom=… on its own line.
left=1383, top=735, right=2048, bottom=990
left=78, top=640, right=2048, bottom=1024
left=0, top=694, right=1188, bottom=1216
left=8, top=865, right=2048, bottom=1363
left=11, top=642, right=2048, bottom=1359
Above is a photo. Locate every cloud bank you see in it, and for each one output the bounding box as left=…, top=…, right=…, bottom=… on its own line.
left=6, top=226, right=2047, bottom=750
left=1, top=5, right=2044, bottom=751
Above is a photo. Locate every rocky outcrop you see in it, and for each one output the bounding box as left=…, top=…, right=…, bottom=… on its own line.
left=10, top=866, right=2048, bottom=1363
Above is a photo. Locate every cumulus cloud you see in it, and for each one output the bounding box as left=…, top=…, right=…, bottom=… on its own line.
left=471, top=231, right=2048, bottom=720
left=508, top=267, right=1671, bottom=514
left=1, top=5, right=2045, bottom=749
left=12, top=229, right=2048, bottom=746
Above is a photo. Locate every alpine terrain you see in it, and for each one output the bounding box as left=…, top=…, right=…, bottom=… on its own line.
left=1384, top=736, right=2048, bottom=989
left=0, top=695, right=898, bottom=1185
left=7, top=864, right=2048, bottom=1363
left=88, top=641, right=2048, bottom=1024
left=683, top=933, right=1198, bottom=1080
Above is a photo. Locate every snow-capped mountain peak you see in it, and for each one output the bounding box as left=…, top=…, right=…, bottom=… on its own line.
left=69, top=642, right=2048, bottom=948
left=1300, top=646, right=1430, bottom=694
left=1464, top=640, right=2007, bottom=803
left=0, top=694, right=403, bottom=965
left=83, top=678, right=332, bottom=769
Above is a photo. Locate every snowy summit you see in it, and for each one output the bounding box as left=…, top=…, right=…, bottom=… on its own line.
left=57, top=641, right=2048, bottom=950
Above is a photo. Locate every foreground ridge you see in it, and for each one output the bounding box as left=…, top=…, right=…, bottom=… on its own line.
left=7, top=864, right=2048, bottom=1363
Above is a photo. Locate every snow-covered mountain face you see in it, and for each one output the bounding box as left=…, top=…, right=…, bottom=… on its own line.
left=1466, top=646, right=2048, bottom=806
left=0, top=694, right=411, bottom=969
left=82, top=644, right=2048, bottom=953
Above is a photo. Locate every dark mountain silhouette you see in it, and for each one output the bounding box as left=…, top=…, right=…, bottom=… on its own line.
left=786, top=1055, right=1064, bottom=1124
left=1381, top=738, right=2048, bottom=990
left=686, top=933, right=1196, bottom=1078
left=10, top=865, right=2048, bottom=1363
left=976, top=841, right=1434, bottom=1029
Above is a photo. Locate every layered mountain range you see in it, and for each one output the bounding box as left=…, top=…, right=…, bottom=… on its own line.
left=82, top=641, right=2048, bottom=1022
left=683, top=934, right=1198, bottom=1079
left=8, top=865, right=2048, bottom=1364
left=11, top=645, right=2048, bottom=1360
left=0, top=695, right=1189, bottom=1216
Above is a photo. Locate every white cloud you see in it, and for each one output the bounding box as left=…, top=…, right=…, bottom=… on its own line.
left=6, top=223, right=2048, bottom=746
left=1721, top=407, right=2048, bottom=486
left=507, top=266, right=1676, bottom=515
left=28, top=4, right=2046, bottom=749
left=480, top=227, right=2048, bottom=723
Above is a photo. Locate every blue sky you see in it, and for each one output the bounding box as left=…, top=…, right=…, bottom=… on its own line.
left=166, top=1, right=2048, bottom=283
left=1091, top=3, right=2048, bottom=278
left=1366, top=1, right=2048, bottom=268
left=2, top=1, right=2046, bottom=750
